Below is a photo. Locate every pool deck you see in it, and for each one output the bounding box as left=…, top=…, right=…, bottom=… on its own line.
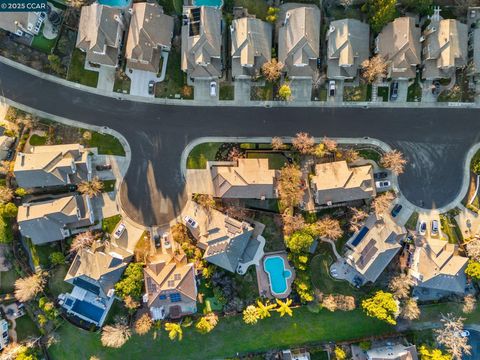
left=256, top=251, right=295, bottom=299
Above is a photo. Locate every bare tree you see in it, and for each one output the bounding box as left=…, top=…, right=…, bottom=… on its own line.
left=77, top=177, right=103, bottom=197
left=134, top=313, right=153, bottom=335
left=124, top=295, right=140, bottom=312
left=70, top=231, right=97, bottom=253
left=361, top=55, right=388, bottom=83
left=14, top=273, right=46, bottom=302
left=101, top=323, right=132, bottom=348
left=322, top=294, right=337, bottom=312
left=0, top=186, right=14, bottom=204
left=277, top=164, right=304, bottom=209
left=193, top=194, right=215, bottom=212
left=227, top=147, right=245, bottom=161
left=400, top=299, right=420, bottom=320
left=282, top=212, right=306, bottom=237
left=435, top=313, right=471, bottom=360
left=349, top=207, right=369, bottom=233
left=261, top=59, right=283, bottom=82
left=380, top=150, right=407, bottom=175
left=462, top=295, right=477, bottom=314
left=466, top=239, right=480, bottom=261
left=372, top=192, right=395, bottom=216
left=341, top=148, right=359, bottom=164
left=322, top=137, right=337, bottom=154
left=388, top=273, right=415, bottom=300
left=67, top=0, right=87, bottom=8
left=292, top=132, right=315, bottom=155
left=314, top=216, right=343, bottom=240
left=271, top=137, right=284, bottom=150
left=0, top=161, right=11, bottom=176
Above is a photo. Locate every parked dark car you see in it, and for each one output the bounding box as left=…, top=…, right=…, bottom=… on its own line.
left=390, top=81, right=398, bottom=101
left=6, top=149, right=13, bottom=160
left=374, top=172, right=388, bottom=180
left=391, top=204, right=403, bottom=217
left=96, top=164, right=112, bottom=171
left=432, top=81, right=441, bottom=95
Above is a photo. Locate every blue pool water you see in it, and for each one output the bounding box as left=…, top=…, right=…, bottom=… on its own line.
left=71, top=299, right=105, bottom=324
left=264, top=256, right=292, bottom=295
left=193, top=0, right=223, bottom=8
left=97, top=0, right=131, bottom=8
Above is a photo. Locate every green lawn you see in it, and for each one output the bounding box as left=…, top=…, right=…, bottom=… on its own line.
left=234, top=0, right=269, bottom=20
left=219, top=84, right=234, bottom=100
left=377, top=87, right=389, bottom=102
left=251, top=83, right=274, bottom=101
left=31, top=27, right=58, bottom=53
left=439, top=214, right=462, bottom=245
left=358, top=148, right=382, bottom=164
left=102, top=215, right=122, bottom=234
left=407, top=81, right=422, bottom=102
left=49, top=306, right=393, bottom=360
left=113, top=75, right=131, bottom=94
left=49, top=265, right=72, bottom=297
left=186, top=142, right=222, bottom=169
left=102, top=179, right=116, bottom=193
left=254, top=213, right=284, bottom=252
left=29, top=134, right=47, bottom=146
left=15, top=315, right=40, bottom=341
left=405, top=212, right=419, bottom=231
left=67, top=49, right=99, bottom=88
left=343, top=84, right=369, bottom=102
left=246, top=152, right=287, bottom=170
left=0, top=269, right=18, bottom=294
left=155, top=48, right=193, bottom=99
left=84, top=131, right=125, bottom=156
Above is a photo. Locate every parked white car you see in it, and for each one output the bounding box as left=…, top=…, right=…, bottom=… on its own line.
left=184, top=216, right=198, bottom=229
left=210, top=81, right=217, bottom=97
left=375, top=180, right=391, bottom=189
left=418, top=221, right=427, bottom=236
left=431, top=220, right=439, bottom=236
left=114, top=223, right=126, bottom=239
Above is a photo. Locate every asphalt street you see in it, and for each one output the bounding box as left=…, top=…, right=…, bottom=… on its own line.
left=1, top=62, right=480, bottom=226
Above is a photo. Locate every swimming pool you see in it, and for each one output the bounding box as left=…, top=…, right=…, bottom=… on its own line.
left=264, top=256, right=292, bottom=296
left=97, top=0, right=131, bottom=8
left=193, top=0, right=223, bottom=8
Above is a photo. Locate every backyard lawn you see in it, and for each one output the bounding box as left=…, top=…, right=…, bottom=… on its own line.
left=186, top=142, right=222, bottom=169
left=49, top=306, right=393, bottom=360
left=246, top=152, right=288, bottom=170
left=0, top=269, right=17, bottom=294
left=67, top=49, right=99, bottom=88
left=49, top=265, right=72, bottom=297
left=255, top=213, right=285, bottom=252
left=31, top=27, right=58, bottom=53
left=15, top=315, right=40, bottom=341
left=102, top=215, right=122, bottom=234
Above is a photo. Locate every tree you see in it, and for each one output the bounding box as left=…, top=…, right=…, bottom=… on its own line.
left=281, top=213, right=306, bottom=237
left=276, top=298, right=293, bottom=317
left=334, top=346, right=347, bottom=360
left=0, top=202, right=18, bottom=218
left=171, top=223, right=192, bottom=244
left=292, top=132, right=315, bottom=155
left=293, top=273, right=314, bottom=302
left=349, top=207, right=369, bottom=233
left=0, top=186, right=13, bottom=204
left=339, top=0, right=354, bottom=8
left=466, top=239, right=480, bottom=261
left=465, top=260, right=480, bottom=280
left=313, top=216, right=343, bottom=240
left=256, top=300, right=277, bottom=319
left=361, top=55, right=388, bottom=83
left=14, top=273, right=46, bottom=302
left=48, top=54, right=64, bottom=75
left=285, top=229, right=314, bottom=253
left=381, top=150, right=407, bottom=175
left=101, top=323, right=132, bottom=348
left=195, top=312, right=218, bottom=334
left=341, top=148, right=359, bottom=164
left=322, top=294, right=337, bottom=312
left=14, top=187, right=26, bottom=197
left=372, top=192, right=395, bottom=216
left=77, top=177, right=103, bottom=197
left=115, top=263, right=144, bottom=299
left=124, top=295, right=140, bottom=312
left=435, top=313, right=471, bottom=360
left=313, top=143, right=327, bottom=158
left=193, top=194, right=215, bottom=212
left=400, top=0, right=433, bottom=16
left=49, top=252, right=65, bottom=266
left=418, top=345, right=452, bottom=360
left=463, top=294, right=477, bottom=314
left=388, top=273, right=415, bottom=300
left=361, top=0, right=397, bottom=33
left=134, top=313, right=153, bottom=335
left=243, top=305, right=260, bottom=325
left=67, top=0, right=87, bottom=8
left=227, top=147, right=244, bottom=161
left=278, top=84, right=292, bottom=101
left=322, top=137, right=337, bottom=153
left=271, top=137, right=284, bottom=150
left=361, top=291, right=398, bottom=325
left=277, top=164, right=304, bottom=209
left=266, top=6, right=279, bottom=23
left=164, top=322, right=183, bottom=341
left=400, top=298, right=420, bottom=320
left=70, top=231, right=97, bottom=253
left=262, top=59, right=283, bottom=82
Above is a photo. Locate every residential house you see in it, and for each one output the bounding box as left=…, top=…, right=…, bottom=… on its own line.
left=344, top=214, right=405, bottom=286
left=0, top=12, right=44, bottom=37
left=0, top=317, right=8, bottom=351
left=125, top=2, right=174, bottom=73
left=376, top=17, right=421, bottom=80
left=230, top=17, right=272, bottom=79
left=184, top=202, right=261, bottom=273
left=471, top=27, right=480, bottom=81
left=181, top=6, right=223, bottom=80
left=278, top=4, right=320, bottom=79
left=14, top=144, right=91, bottom=189
left=77, top=3, right=126, bottom=67
left=366, top=343, right=418, bottom=360
left=410, top=238, right=468, bottom=299
left=60, top=241, right=132, bottom=327
left=17, top=195, right=95, bottom=245
left=281, top=348, right=311, bottom=360
left=311, top=160, right=376, bottom=206
left=143, top=234, right=197, bottom=320
left=327, top=19, right=370, bottom=80
left=422, top=16, right=468, bottom=80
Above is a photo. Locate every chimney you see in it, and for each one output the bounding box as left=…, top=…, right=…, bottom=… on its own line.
left=128, top=7, right=133, bottom=15
left=114, top=14, right=126, bottom=30
left=328, top=25, right=335, bottom=34
left=284, top=12, right=290, bottom=26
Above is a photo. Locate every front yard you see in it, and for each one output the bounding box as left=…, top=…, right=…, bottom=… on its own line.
left=154, top=47, right=193, bottom=99
left=67, top=49, right=99, bottom=88
left=343, top=84, right=370, bottom=102
left=102, top=215, right=122, bottom=234
left=186, top=142, right=222, bottom=169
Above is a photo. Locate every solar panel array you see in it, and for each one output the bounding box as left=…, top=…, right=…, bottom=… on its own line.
left=189, top=8, right=201, bottom=37
left=169, top=293, right=182, bottom=303
left=356, top=238, right=378, bottom=270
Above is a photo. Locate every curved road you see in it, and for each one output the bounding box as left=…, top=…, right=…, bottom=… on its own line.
left=1, top=62, right=480, bottom=226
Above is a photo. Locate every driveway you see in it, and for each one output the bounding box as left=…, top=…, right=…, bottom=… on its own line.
left=396, top=80, right=408, bottom=102
left=194, top=79, right=218, bottom=102
left=3, top=62, right=480, bottom=226
left=289, top=78, right=312, bottom=101
left=464, top=329, right=480, bottom=360
left=126, top=69, right=158, bottom=97
left=234, top=78, right=251, bottom=103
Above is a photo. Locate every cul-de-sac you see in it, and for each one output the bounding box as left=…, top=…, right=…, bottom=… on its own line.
left=1, top=0, right=480, bottom=359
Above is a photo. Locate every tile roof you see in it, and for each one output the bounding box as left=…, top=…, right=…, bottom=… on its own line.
left=0, top=12, right=41, bottom=36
